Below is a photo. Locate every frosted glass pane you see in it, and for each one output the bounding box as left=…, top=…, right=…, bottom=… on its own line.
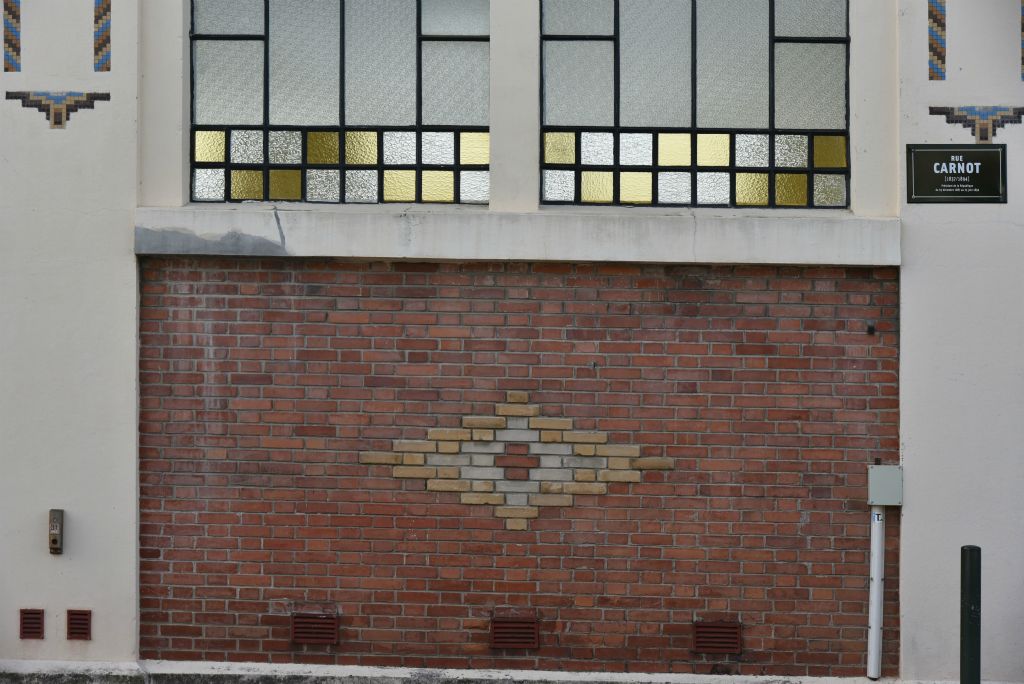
left=423, top=0, right=489, bottom=36
left=697, top=172, right=730, bottom=204
left=735, top=134, right=768, bottom=167
left=345, top=0, right=416, bottom=126
left=620, top=133, right=653, bottom=166
left=543, top=41, right=614, bottom=126
left=346, top=170, right=378, bottom=203
left=193, top=41, right=264, bottom=125
left=269, top=131, right=301, bottom=164
left=460, top=171, right=490, bottom=204
left=581, top=132, right=613, bottom=165
left=307, top=169, right=341, bottom=202
left=775, top=43, right=846, bottom=129
left=384, top=132, right=416, bottom=165
left=658, top=172, right=691, bottom=204
left=543, top=0, right=614, bottom=35
left=422, top=132, right=455, bottom=165
left=814, top=174, right=846, bottom=206
left=194, top=0, right=264, bottom=35
left=230, top=130, right=263, bottom=164
left=270, top=0, right=340, bottom=125
left=775, top=135, right=808, bottom=167
left=193, top=169, right=225, bottom=201
left=544, top=170, right=575, bottom=201
left=696, top=0, right=769, bottom=128
left=620, top=0, right=691, bottom=127
left=422, top=41, right=489, bottom=126
left=776, top=0, right=846, bottom=37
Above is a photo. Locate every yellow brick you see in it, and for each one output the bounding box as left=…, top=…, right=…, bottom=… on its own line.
left=540, top=482, right=563, bottom=494
left=506, top=391, right=530, bottom=404
left=472, top=480, right=495, bottom=492
left=402, top=453, right=425, bottom=466
left=472, top=429, right=495, bottom=441
left=608, top=457, right=633, bottom=470
left=598, top=469, right=641, bottom=482
left=505, top=518, right=529, bottom=531
left=574, top=469, right=596, bottom=482
left=359, top=452, right=401, bottom=465
left=393, top=466, right=436, bottom=479
left=436, top=466, right=460, bottom=479
left=437, top=441, right=460, bottom=454
left=573, top=444, right=597, bottom=456
left=564, top=482, right=609, bottom=495
left=462, top=416, right=507, bottom=429
left=495, top=506, right=539, bottom=519
left=541, top=431, right=563, bottom=443
left=427, top=428, right=472, bottom=441
left=595, top=444, right=641, bottom=458
left=427, top=479, right=471, bottom=492
left=562, top=431, right=608, bottom=444
left=636, top=457, right=674, bottom=470
left=461, top=492, right=505, bottom=506
left=529, top=494, right=574, bottom=507
left=495, top=404, right=541, bottom=417
left=530, top=417, right=573, bottom=430
left=394, top=440, right=437, bottom=453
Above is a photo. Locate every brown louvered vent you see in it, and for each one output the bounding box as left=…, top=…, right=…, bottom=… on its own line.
left=490, top=609, right=539, bottom=649
left=291, top=613, right=339, bottom=645
left=20, top=609, right=44, bottom=640
left=693, top=621, right=742, bottom=654
left=67, top=610, right=92, bottom=641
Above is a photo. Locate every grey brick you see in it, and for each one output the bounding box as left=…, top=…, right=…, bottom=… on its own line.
left=564, top=456, right=607, bottom=468
left=461, top=441, right=505, bottom=454
left=460, top=466, right=504, bottom=480
left=495, top=480, right=540, bottom=493
left=426, top=454, right=471, bottom=467
left=529, top=468, right=573, bottom=481
left=471, top=454, right=495, bottom=467
left=505, top=493, right=529, bottom=506
left=506, top=417, right=529, bottom=429
left=539, top=455, right=563, bottom=468
left=529, top=443, right=572, bottom=455
left=494, top=429, right=540, bottom=442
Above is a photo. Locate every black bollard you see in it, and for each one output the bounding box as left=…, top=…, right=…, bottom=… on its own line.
left=960, top=545, right=981, bottom=684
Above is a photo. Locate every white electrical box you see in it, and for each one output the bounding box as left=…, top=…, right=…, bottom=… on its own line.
left=868, top=465, right=903, bottom=506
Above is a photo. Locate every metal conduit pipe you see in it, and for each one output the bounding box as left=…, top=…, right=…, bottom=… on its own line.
left=867, top=505, right=886, bottom=680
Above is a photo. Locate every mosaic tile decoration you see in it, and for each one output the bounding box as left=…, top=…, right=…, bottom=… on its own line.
left=930, top=106, right=1024, bottom=143
left=360, top=392, right=663, bottom=531
left=1020, top=0, right=1023, bottom=80
left=3, top=0, right=19, bottom=73
left=94, top=0, right=111, bottom=72
left=6, top=91, right=111, bottom=129
left=928, top=0, right=947, bottom=80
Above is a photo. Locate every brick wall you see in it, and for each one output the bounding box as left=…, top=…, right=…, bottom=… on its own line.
left=139, top=259, right=900, bottom=675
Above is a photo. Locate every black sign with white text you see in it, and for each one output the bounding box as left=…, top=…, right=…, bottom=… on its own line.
left=907, top=144, right=1007, bottom=203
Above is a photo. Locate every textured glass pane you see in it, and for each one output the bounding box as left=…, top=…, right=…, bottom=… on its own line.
left=776, top=173, right=809, bottom=206
left=270, top=0, right=340, bottom=126
left=696, top=0, right=769, bottom=128
left=308, top=132, right=340, bottom=164
left=620, top=0, right=691, bottom=127
left=307, top=169, right=341, bottom=202
left=545, top=133, right=576, bottom=164
left=697, top=172, right=729, bottom=204
left=384, top=131, right=416, bottom=165
left=345, top=0, right=416, bottom=126
left=460, top=133, right=490, bottom=165
left=194, top=131, right=225, bottom=163
left=230, top=130, right=263, bottom=164
left=231, top=170, right=264, bottom=200
left=620, top=134, right=653, bottom=166
left=269, top=170, right=302, bottom=200
left=776, top=0, right=847, bottom=37
left=423, top=0, right=489, bottom=36
left=194, top=0, right=264, bottom=35
left=345, top=131, right=377, bottom=165
left=697, top=134, right=730, bottom=167
left=658, top=133, right=691, bottom=166
left=775, top=135, right=808, bottom=167
left=422, top=171, right=455, bottom=202
left=735, top=134, right=769, bottom=167
left=422, top=132, right=455, bottom=165
left=814, top=174, right=847, bottom=207
left=345, top=170, right=378, bottom=203
left=543, top=41, right=614, bottom=126
left=544, top=170, right=575, bottom=201
left=813, top=136, right=847, bottom=168
left=776, top=43, right=846, bottom=129
left=581, top=171, right=613, bottom=203
left=658, top=172, right=691, bottom=204
left=384, top=170, right=416, bottom=202
left=422, top=41, right=489, bottom=126
left=620, top=172, right=652, bottom=204
left=581, top=132, right=613, bottom=165
left=193, top=41, right=264, bottom=125
left=543, top=0, right=614, bottom=35
left=736, top=173, right=769, bottom=206
left=269, top=131, right=301, bottom=165
left=460, top=171, right=490, bottom=203
left=193, top=169, right=225, bottom=201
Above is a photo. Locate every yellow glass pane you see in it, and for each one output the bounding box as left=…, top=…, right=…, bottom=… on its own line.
left=658, top=133, right=691, bottom=166
left=460, top=132, right=490, bottom=165
left=544, top=132, right=576, bottom=164
left=384, top=170, right=416, bottom=202
left=345, top=131, right=378, bottom=165
left=776, top=173, right=808, bottom=207
left=736, top=173, right=769, bottom=206
left=814, top=136, right=847, bottom=168
left=697, top=134, right=730, bottom=167
left=422, top=171, right=454, bottom=203
left=230, top=170, right=263, bottom=200
left=195, top=131, right=225, bottom=163
left=269, top=170, right=302, bottom=201
left=581, top=171, right=613, bottom=204
left=620, top=172, right=652, bottom=204
left=307, top=132, right=339, bottom=165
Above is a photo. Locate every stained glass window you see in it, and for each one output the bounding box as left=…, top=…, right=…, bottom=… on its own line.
left=541, top=0, right=849, bottom=208
left=190, top=0, right=490, bottom=204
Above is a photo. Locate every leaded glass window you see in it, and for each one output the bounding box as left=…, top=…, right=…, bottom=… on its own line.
left=541, top=0, right=849, bottom=208
left=190, top=0, right=490, bottom=204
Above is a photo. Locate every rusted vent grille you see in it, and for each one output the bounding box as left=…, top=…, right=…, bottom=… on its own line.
left=291, top=613, right=338, bottom=645
left=490, top=609, right=539, bottom=649
left=19, top=609, right=44, bottom=640
left=67, top=610, right=92, bottom=641
left=693, top=621, right=742, bottom=654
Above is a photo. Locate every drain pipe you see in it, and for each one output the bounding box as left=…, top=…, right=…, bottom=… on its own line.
left=867, top=505, right=885, bottom=680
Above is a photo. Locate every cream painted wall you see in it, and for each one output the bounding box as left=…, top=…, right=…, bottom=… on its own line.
left=0, top=0, right=139, bottom=662
left=899, top=0, right=1024, bottom=681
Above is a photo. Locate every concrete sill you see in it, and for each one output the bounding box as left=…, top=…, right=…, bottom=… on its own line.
left=135, top=205, right=901, bottom=266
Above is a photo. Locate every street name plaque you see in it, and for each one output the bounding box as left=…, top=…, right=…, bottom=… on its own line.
left=907, top=144, right=1007, bottom=203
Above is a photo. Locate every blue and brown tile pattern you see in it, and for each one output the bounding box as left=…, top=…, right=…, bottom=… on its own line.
left=6, top=91, right=111, bottom=129
left=930, top=106, right=1024, bottom=143
left=94, top=0, right=110, bottom=72
left=3, top=0, right=19, bottom=73
left=928, top=0, right=947, bottom=81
